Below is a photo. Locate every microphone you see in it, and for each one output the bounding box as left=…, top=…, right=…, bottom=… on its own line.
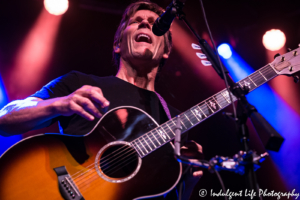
left=152, top=1, right=185, bottom=36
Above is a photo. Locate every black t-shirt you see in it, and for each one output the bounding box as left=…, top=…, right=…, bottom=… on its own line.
left=31, top=71, right=180, bottom=135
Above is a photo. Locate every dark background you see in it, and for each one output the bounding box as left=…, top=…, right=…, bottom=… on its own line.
left=1, top=0, right=300, bottom=199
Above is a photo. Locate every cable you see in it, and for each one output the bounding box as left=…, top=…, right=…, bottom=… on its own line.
left=198, top=0, right=237, bottom=123
left=211, top=165, right=229, bottom=200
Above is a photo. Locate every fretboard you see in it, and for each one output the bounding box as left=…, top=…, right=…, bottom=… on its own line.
left=131, top=64, right=278, bottom=158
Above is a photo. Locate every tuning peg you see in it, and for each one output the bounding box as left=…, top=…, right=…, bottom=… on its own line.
left=288, top=48, right=292, bottom=52
left=294, top=51, right=298, bottom=56
left=293, top=75, right=299, bottom=83
left=274, top=53, right=281, bottom=59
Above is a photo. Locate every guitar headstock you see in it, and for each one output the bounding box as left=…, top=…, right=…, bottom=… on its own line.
left=271, top=47, right=300, bottom=76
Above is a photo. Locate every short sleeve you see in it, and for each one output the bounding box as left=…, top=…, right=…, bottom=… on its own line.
left=30, top=71, right=81, bottom=100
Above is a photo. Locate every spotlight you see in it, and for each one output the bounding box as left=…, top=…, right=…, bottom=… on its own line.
left=262, top=29, right=286, bottom=51
left=218, top=43, right=232, bottom=59
left=44, top=0, right=69, bottom=16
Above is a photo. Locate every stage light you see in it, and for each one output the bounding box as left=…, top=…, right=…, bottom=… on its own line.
left=217, top=43, right=232, bottom=59
left=263, top=29, right=286, bottom=51
left=44, top=0, right=69, bottom=16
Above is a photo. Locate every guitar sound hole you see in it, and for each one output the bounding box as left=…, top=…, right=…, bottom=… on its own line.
left=99, top=144, right=139, bottom=179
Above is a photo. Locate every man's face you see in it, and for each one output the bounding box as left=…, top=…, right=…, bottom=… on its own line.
left=115, top=10, right=169, bottom=68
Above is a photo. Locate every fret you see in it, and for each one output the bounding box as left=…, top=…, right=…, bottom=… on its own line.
left=186, top=110, right=201, bottom=125
left=205, top=98, right=220, bottom=113
left=206, top=102, right=214, bottom=113
left=171, top=118, right=176, bottom=127
left=142, top=135, right=152, bottom=151
left=170, top=117, right=186, bottom=131
left=238, top=77, right=256, bottom=91
left=249, top=72, right=265, bottom=87
left=221, top=89, right=234, bottom=103
left=156, top=129, right=167, bottom=142
left=146, top=134, right=157, bottom=148
left=134, top=140, right=145, bottom=156
left=261, top=65, right=277, bottom=80
left=151, top=131, right=161, bottom=145
left=183, top=113, right=193, bottom=125
left=213, top=96, right=222, bottom=108
left=131, top=141, right=141, bottom=157
left=160, top=126, right=171, bottom=140
left=248, top=76, right=257, bottom=86
left=199, top=103, right=212, bottom=118
left=215, top=92, right=228, bottom=108
left=180, top=120, right=187, bottom=129
left=197, top=105, right=207, bottom=117
left=259, top=70, right=267, bottom=81
left=138, top=137, right=148, bottom=153
left=166, top=123, right=175, bottom=136
left=193, top=106, right=204, bottom=120
left=190, top=108, right=201, bottom=121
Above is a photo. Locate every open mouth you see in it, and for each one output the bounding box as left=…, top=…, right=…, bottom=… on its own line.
left=135, top=33, right=152, bottom=44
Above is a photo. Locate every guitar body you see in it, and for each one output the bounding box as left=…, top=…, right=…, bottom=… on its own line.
left=0, top=106, right=181, bottom=200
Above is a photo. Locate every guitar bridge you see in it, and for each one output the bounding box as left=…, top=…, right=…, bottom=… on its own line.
left=54, top=166, right=84, bottom=200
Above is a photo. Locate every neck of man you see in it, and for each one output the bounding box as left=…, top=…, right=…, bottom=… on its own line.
left=116, top=58, right=158, bottom=91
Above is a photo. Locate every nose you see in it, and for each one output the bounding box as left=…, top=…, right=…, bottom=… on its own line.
left=138, top=19, right=151, bottom=30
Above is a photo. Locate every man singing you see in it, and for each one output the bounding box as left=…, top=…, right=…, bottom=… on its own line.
left=0, top=1, right=203, bottom=199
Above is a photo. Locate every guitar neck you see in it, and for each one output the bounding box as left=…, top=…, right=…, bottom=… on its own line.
left=131, top=64, right=278, bottom=158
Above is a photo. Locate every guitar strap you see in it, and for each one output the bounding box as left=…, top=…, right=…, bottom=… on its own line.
left=155, top=92, right=186, bottom=200
left=154, top=92, right=172, bottom=120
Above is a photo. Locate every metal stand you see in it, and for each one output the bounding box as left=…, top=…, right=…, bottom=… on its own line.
left=168, top=1, right=284, bottom=199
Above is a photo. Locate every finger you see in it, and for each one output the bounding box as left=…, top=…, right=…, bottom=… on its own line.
left=79, top=86, right=110, bottom=109
left=74, top=95, right=103, bottom=118
left=193, top=170, right=203, bottom=177
left=182, top=140, right=203, bottom=153
left=180, top=149, right=204, bottom=159
left=69, top=101, right=95, bottom=121
left=90, top=91, right=110, bottom=109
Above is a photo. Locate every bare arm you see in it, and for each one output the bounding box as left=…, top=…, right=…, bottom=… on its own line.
left=0, top=85, right=109, bottom=136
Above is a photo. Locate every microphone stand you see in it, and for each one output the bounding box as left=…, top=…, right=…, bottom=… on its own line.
left=169, top=1, right=284, bottom=199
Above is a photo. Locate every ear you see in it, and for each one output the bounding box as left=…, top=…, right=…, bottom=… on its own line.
left=114, top=44, right=121, bottom=53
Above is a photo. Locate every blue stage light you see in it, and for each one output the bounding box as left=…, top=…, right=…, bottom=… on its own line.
left=217, top=43, right=232, bottom=59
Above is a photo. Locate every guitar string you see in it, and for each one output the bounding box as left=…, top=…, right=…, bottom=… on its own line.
left=71, top=127, right=167, bottom=178
left=74, top=148, right=142, bottom=188
left=71, top=125, right=173, bottom=185
left=74, top=149, right=137, bottom=187
left=77, top=156, right=139, bottom=192
left=98, top=148, right=137, bottom=173
left=71, top=107, right=181, bottom=180
left=72, top=65, right=278, bottom=188
left=70, top=144, right=131, bottom=178
left=96, top=151, right=137, bottom=177
left=71, top=145, right=134, bottom=181
left=71, top=132, right=164, bottom=182
left=70, top=135, right=158, bottom=182
left=70, top=128, right=163, bottom=180
left=73, top=148, right=136, bottom=187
